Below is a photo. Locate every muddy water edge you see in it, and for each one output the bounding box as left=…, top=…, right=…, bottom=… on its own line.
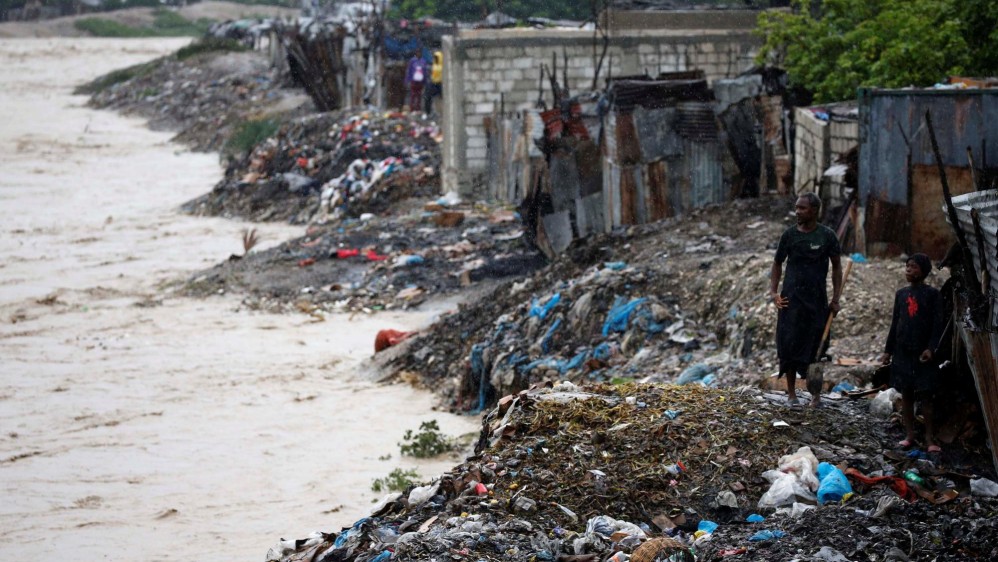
left=0, top=38, right=479, bottom=562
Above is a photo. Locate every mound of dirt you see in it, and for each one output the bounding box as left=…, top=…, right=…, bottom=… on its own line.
left=380, top=196, right=914, bottom=412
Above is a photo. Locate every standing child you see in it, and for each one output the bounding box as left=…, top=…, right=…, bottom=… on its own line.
left=880, top=253, right=944, bottom=452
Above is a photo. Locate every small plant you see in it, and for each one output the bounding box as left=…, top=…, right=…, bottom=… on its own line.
left=371, top=468, right=420, bottom=493
left=399, top=420, right=456, bottom=458
left=225, top=118, right=279, bottom=156
left=241, top=228, right=260, bottom=255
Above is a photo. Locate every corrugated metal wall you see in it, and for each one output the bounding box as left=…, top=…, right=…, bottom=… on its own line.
left=858, top=89, right=998, bottom=258
left=859, top=90, right=998, bottom=206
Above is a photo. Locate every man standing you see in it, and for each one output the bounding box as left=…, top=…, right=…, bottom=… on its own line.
left=770, top=193, right=843, bottom=406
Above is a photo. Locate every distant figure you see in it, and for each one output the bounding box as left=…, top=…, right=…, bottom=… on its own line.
left=880, top=253, right=943, bottom=452
left=424, top=50, right=444, bottom=115
left=404, top=53, right=428, bottom=112
left=770, top=193, right=843, bottom=407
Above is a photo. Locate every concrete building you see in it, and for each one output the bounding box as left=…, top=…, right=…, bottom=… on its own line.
left=440, top=12, right=762, bottom=194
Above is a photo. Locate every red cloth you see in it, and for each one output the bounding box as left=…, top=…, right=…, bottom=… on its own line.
left=374, top=329, right=412, bottom=353
left=335, top=249, right=360, bottom=259
left=845, top=468, right=916, bottom=501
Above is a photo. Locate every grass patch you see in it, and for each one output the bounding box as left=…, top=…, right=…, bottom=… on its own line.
left=74, top=58, right=162, bottom=95
left=225, top=118, right=279, bottom=156
left=74, top=8, right=212, bottom=38
left=176, top=37, right=248, bottom=61
left=371, top=468, right=420, bottom=493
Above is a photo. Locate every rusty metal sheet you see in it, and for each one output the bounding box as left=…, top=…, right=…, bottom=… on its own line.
left=643, top=160, right=672, bottom=221
left=959, top=327, right=998, bottom=475
left=613, top=111, right=642, bottom=166
left=858, top=89, right=998, bottom=205
left=909, top=164, right=976, bottom=259
left=619, top=164, right=640, bottom=225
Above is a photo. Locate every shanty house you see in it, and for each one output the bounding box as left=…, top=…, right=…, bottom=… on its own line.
left=858, top=87, right=998, bottom=259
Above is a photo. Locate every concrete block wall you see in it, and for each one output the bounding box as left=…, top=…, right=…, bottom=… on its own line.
left=793, top=108, right=828, bottom=195
left=442, top=28, right=761, bottom=194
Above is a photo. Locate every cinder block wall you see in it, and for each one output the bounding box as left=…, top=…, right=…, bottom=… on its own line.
left=442, top=28, right=761, bottom=195
left=793, top=108, right=828, bottom=195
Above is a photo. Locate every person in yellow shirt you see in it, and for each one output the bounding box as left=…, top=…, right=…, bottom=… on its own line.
left=424, top=50, right=443, bottom=115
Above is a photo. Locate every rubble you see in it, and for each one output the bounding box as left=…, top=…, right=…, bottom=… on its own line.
left=84, top=42, right=307, bottom=152
left=266, top=383, right=998, bottom=562
left=183, top=109, right=444, bottom=224
left=381, top=197, right=907, bottom=411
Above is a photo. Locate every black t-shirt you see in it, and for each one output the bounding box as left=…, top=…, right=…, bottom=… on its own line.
left=774, top=224, right=841, bottom=302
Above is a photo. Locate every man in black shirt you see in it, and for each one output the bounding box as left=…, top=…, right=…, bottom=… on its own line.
left=770, top=193, right=844, bottom=407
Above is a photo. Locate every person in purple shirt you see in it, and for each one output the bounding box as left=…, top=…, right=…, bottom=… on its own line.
left=404, top=53, right=428, bottom=112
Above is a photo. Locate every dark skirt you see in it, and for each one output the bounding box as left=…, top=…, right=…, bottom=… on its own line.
left=890, top=350, right=938, bottom=394
left=776, top=298, right=827, bottom=376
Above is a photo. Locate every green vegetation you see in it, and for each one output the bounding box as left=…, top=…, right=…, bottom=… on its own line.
left=73, top=58, right=161, bottom=95
left=225, top=118, right=279, bottom=156
left=371, top=468, right=420, bottom=493
left=757, top=0, right=998, bottom=102
left=73, top=7, right=213, bottom=38
left=398, top=420, right=458, bottom=458
left=176, top=37, right=248, bottom=61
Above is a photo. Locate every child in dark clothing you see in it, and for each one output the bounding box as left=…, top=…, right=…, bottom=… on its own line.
left=879, top=253, right=944, bottom=452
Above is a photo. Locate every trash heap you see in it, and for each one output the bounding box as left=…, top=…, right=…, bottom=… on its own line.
left=184, top=109, right=443, bottom=224
left=86, top=45, right=295, bottom=153
left=182, top=197, right=542, bottom=313
left=266, top=383, right=998, bottom=562
left=384, top=197, right=902, bottom=411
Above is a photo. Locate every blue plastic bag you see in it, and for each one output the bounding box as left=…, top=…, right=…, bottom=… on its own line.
left=602, top=297, right=647, bottom=336
left=529, top=293, right=561, bottom=320
left=746, top=513, right=765, bottom=523
left=749, top=529, right=785, bottom=541
left=831, top=382, right=856, bottom=393
left=603, top=261, right=627, bottom=271
left=676, top=363, right=714, bottom=385
left=697, top=520, right=718, bottom=534
left=816, top=462, right=853, bottom=505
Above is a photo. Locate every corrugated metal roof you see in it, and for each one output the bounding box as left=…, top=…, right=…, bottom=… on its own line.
left=858, top=88, right=998, bottom=206
left=608, top=79, right=712, bottom=112
left=675, top=102, right=719, bottom=142
left=951, top=189, right=998, bottom=330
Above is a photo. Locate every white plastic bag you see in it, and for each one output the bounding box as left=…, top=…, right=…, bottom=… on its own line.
left=870, top=388, right=901, bottom=418
left=778, top=446, right=820, bottom=491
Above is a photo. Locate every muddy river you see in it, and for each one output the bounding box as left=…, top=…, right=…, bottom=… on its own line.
left=0, top=38, right=478, bottom=561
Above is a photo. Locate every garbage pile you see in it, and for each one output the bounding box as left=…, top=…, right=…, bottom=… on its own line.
left=383, top=197, right=903, bottom=411
left=183, top=109, right=443, bottom=224
left=182, top=195, right=542, bottom=313
left=266, top=383, right=998, bottom=562
left=86, top=45, right=300, bottom=153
